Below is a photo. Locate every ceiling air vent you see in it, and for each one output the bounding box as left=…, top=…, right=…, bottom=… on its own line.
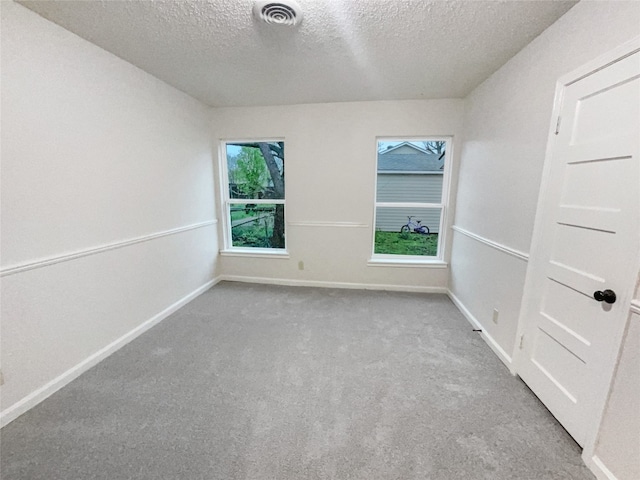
left=253, top=0, right=302, bottom=27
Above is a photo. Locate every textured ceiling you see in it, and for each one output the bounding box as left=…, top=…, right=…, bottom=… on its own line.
left=18, top=0, right=577, bottom=107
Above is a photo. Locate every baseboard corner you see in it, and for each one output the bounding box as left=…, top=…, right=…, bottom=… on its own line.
left=588, top=455, right=619, bottom=480
left=446, top=290, right=513, bottom=370
left=0, top=276, right=220, bottom=428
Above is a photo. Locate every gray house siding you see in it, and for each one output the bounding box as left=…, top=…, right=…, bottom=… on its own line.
left=376, top=172, right=443, bottom=233
left=375, top=173, right=443, bottom=232
left=375, top=146, right=445, bottom=234
left=376, top=173, right=443, bottom=203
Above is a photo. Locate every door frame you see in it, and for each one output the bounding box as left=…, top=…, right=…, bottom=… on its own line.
left=512, top=35, right=640, bottom=473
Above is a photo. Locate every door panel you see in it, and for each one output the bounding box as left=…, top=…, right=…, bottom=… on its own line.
left=546, top=260, right=605, bottom=297
left=542, top=281, right=601, bottom=343
left=517, top=49, right=640, bottom=447
left=572, top=76, right=639, bottom=144
left=563, top=151, right=636, bottom=204
left=552, top=225, right=616, bottom=276
left=538, top=311, right=590, bottom=362
left=532, top=329, right=585, bottom=400
left=556, top=205, right=619, bottom=233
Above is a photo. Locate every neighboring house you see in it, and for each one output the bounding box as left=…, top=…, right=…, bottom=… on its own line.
left=376, top=142, right=444, bottom=233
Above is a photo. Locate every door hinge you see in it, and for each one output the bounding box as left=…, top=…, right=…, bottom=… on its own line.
left=554, top=116, right=561, bottom=135
left=519, top=334, right=525, bottom=350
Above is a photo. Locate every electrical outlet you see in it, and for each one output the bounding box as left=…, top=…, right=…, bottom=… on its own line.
left=492, top=308, right=499, bottom=325
left=298, top=261, right=304, bottom=271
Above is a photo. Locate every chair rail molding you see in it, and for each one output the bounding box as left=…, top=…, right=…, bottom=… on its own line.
left=0, top=220, right=217, bottom=277
left=451, top=225, right=529, bottom=261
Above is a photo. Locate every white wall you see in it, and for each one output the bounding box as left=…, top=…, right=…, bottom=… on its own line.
left=451, top=0, right=640, bottom=362
left=212, top=100, right=463, bottom=291
left=592, top=277, right=640, bottom=480
left=451, top=1, right=640, bottom=478
left=0, top=2, right=217, bottom=420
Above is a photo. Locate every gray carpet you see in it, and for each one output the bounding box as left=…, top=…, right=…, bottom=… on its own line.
left=1, top=282, right=593, bottom=479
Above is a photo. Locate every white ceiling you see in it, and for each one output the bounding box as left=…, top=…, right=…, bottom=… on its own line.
left=18, top=0, right=577, bottom=107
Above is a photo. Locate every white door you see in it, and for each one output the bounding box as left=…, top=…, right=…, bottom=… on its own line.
left=516, top=46, right=640, bottom=447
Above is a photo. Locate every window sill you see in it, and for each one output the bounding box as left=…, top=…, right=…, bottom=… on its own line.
left=219, top=249, right=290, bottom=259
left=367, top=258, right=448, bottom=268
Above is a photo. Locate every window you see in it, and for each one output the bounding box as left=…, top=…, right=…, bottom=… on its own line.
left=221, top=141, right=285, bottom=251
left=372, top=138, right=450, bottom=261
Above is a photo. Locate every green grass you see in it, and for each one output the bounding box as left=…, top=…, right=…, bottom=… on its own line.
left=230, top=205, right=275, bottom=223
left=374, top=231, right=438, bottom=256
left=232, top=224, right=272, bottom=248
left=230, top=209, right=252, bottom=221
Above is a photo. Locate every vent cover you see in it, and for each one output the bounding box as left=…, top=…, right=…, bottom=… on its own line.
left=253, top=0, right=302, bottom=27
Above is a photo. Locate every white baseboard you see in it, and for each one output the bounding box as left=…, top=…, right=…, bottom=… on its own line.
left=0, top=276, right=222, bottom=428
left=587, top=455, right=619, bottom=480
left=447, top=290, right=513, bottom=370
left=221, top=274, right=448, bottom=294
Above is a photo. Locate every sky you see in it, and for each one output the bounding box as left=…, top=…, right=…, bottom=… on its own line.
left=226, top=145, right=242, bottom=157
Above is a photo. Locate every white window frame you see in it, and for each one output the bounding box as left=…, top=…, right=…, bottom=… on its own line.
left=219, top=139, right=288, bottom=256
left=370, top=136, right=453, bottom=265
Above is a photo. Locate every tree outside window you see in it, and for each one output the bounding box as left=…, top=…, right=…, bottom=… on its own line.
left=223, top=141, right=285, bottom=250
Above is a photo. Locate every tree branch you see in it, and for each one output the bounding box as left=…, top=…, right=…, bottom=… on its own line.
left=258, top=143, right=284, bottom=196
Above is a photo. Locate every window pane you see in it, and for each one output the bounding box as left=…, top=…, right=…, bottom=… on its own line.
left=226, top=142, right=284, bottom=200
left=230, top=203, right=285, bottom=249
left=377, top=140, right=445, bottom=203
left=374, top=207, right=442, bottom=256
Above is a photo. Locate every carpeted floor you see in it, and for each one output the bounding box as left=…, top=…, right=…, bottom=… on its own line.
left=1, top=282, right=594, bottom=479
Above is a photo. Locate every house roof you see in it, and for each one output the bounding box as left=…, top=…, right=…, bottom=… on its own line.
left=378, top=153, right=443, bottom=172
left=379, top=142, right=429, bottom=155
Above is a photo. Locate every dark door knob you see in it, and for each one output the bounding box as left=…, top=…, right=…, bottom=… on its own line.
left=594, top=289, right=616, bottom=304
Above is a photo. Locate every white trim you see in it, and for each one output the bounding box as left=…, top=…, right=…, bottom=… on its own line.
left=447, top=290, right=514, bottom=371
left=0, top=276, right=222, bottom=428
left=367, top=259, right=448, bottom=268
left=587, top=455, right=619, bottom=480
left=451, top=225, right=529, bottom=261
left=0, top=221, right=217, bottom=277
left=219, top=249, right=289, bottom=259
left=630, top=299, right=640, bottom=315
left=287, top=221, right=369, bottom=228
left=221, top=274, right=447, bottom=294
